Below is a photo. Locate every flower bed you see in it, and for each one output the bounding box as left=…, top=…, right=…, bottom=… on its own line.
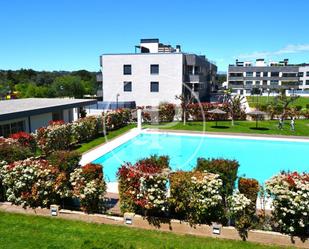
left=158, top=102, right=176, bottom=122
left=104, top=109, right=131, bottom=131
left=72, top=115, right=103, bottom=143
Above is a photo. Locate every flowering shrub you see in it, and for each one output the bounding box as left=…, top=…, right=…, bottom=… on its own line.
left=70, top=163, right=106, bottom=213
left=238, top=177, right=259, bottom=214
left=170, top=171, right=223, bottom=225
left=104, top=109, right=131, bottom=131
left=36, top=121, right=72, bottom=153
left=0, top=158, right=62, bottom=208
left=0, top=137, right=33, bottom=163
left=0, top=161, right=7, bottom=201
left=228, top=191, right=253, bottom=240
left=187, top=103, right=229, bottom=121
left=72, top=115, right=103, bottom=143
left=9, top=131, right=37, bottom=153
left=47, top=150, right=81, bottom=174
left=227, top=192, right=251, bottom=218
left=117, top=155, right=169, bottom=215
left=265, top=172, right=309, bottom=236
left=158, top=102, right=176, bottom=122
left=195, top=158, right=239, bottom=205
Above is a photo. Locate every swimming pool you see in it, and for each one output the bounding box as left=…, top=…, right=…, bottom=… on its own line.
left=93, top=132, right=309, bottom=183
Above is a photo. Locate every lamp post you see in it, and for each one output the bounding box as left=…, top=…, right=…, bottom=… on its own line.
left=116, top=93, right=120, bottom=110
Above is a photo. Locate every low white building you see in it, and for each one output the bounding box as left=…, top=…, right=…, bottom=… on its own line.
left=0, top=98, right=97, bottom=137
left=100, top=39, right=217, bottom=107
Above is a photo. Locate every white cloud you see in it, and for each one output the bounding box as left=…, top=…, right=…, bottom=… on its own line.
left=236, top=44, right=309, bottom=59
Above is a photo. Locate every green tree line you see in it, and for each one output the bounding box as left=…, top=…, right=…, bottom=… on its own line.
left=0, top=69, right=98, bottom=99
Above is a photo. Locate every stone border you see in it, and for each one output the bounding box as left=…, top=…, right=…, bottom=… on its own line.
left=0, top=203, right=308, bottom=248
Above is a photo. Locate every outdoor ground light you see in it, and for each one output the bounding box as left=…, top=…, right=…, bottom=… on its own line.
left=212, top=223, right=222, bottom=235
left=50, top=205, right=59, bottom=216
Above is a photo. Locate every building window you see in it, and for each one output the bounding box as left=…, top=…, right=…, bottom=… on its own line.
left=270, top=80, right=279, bottom=85
left=246, top=72, right=253, bottom=77
left=256, top=72, right=261, bottom=77
left=255, top=81, right=260, bottom=85
left=306, top=80, right=309, bottom=85
left=271, top=72, right=280, bottom=77
left=123, top=81, right=132, bottom=92
left=123, top=65, right=132, bottom=75
left=0, top=121, right=25, bottom=137
left=307, top=72, right=309, bottom=77
left=52, top=111, right=63, bottom=121
left=245, top=81, right=253, bottom=85
left=299, top=72, right=304, bottom=77
left=150, top=82, right=159, bottom=92
left=150, top=64, right=159, bottom=74
left=263, top=72, right=268, bottom=77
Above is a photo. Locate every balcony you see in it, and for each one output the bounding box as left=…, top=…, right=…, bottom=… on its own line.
left=185, top=74, right=206, bottom=83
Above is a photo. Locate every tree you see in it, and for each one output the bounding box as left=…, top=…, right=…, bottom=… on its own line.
left=275, top=93, right=299, bottom=118
left=51, top=75, right=86, bottom=98
left=175, top=94, right=195, bottom=125
left=225, top=95, right=246, bottom=126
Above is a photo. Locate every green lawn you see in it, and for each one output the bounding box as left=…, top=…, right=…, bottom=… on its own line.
left=146, top=120, right=309, bottom=137
left=247, top=96, right=309, bottom=108
left=0, top=211, right=293, bottom=249
left=75, top=124, right=136, bottom=154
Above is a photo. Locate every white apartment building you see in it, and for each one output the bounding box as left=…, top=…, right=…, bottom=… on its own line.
left=298, top=65, right=309, bottom=90
left=100, top=39, right=217, bottom=107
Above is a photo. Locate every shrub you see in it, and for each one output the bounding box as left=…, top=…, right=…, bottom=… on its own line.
left=195, top=158, right=239, bottom=205
left=265, top=172, right=309, bottom=236
left=9, top=131, right=37, bottom=153
left=0, top=158, right=61, bottom=208
left=70, top=163, right=106, bottom=213
left=117, top=155, right=169, bottom=215
left=227, top=192, right=252, bottom=240
left=0, top=138, right=33, bottom=163
left=238, top=177, right=259, bottom=214
left=104, top=109, right=131, bottom=131
left=0, top=161, right=7, bottom=201
left=72, top=115, right=103, bottom=143
left=169, top=171, right=223, bottom=225
left=158, top=102, right=175, bottom=122
left=47, top=150, right=81, bottom=174
left=36, top=121, right=72, bottom=153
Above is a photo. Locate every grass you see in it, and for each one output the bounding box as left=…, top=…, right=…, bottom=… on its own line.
left=0, top=211, right=294, bottom=249
left=146, top=120, right=309, bottom=137
left=75, top=124, right=136, bottom=154
left=247, top=96, right=309, bottom=108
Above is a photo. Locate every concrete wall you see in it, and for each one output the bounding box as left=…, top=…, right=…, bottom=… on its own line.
left=102, top=53, right=184, bottom=106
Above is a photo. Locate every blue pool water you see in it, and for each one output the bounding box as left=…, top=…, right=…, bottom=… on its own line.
left=93, top=133, right=309, bottom=183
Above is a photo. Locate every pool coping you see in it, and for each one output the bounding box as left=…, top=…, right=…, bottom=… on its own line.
left=145, top=128, right=309, bottom=142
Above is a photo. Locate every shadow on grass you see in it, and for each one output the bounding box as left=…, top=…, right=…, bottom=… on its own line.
left=210, top=126, right=230, bottom=129
left=249, top=127, right=269, bottom=131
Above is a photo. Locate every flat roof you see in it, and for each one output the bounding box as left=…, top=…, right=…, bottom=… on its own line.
left=0, top=98, right=97, bottom=121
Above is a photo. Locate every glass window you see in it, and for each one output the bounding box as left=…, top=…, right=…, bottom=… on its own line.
left=246, top=72, right=253, bottom=77
left=255, top=81, right=260, bottom=85
left=306, top=80, right=309, bottom=85
left=263, top=72, right=268, bottom=77
left=271, top=72, right=280, bottom=77
left=256, top=72, right=261, bottom=77
left=123, top=65, right=132, bottom=75
left=123, top=81, right=132, bottom=92
left=150, top=82, right=159, bottom=92
left=245, top=81, right=253, bottom=85
left=150, top=64, right=159, bottom=74
left=263, top=80, right=268, bottom=85
left=270, top=80, right=279, bottom=85
left=299, top=72, right=304, bottom=77
left=307, top=72, right=309, bottom=77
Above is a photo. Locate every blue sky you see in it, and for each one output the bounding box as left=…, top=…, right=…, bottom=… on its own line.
left=1, top=0, right=309, bottom=72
